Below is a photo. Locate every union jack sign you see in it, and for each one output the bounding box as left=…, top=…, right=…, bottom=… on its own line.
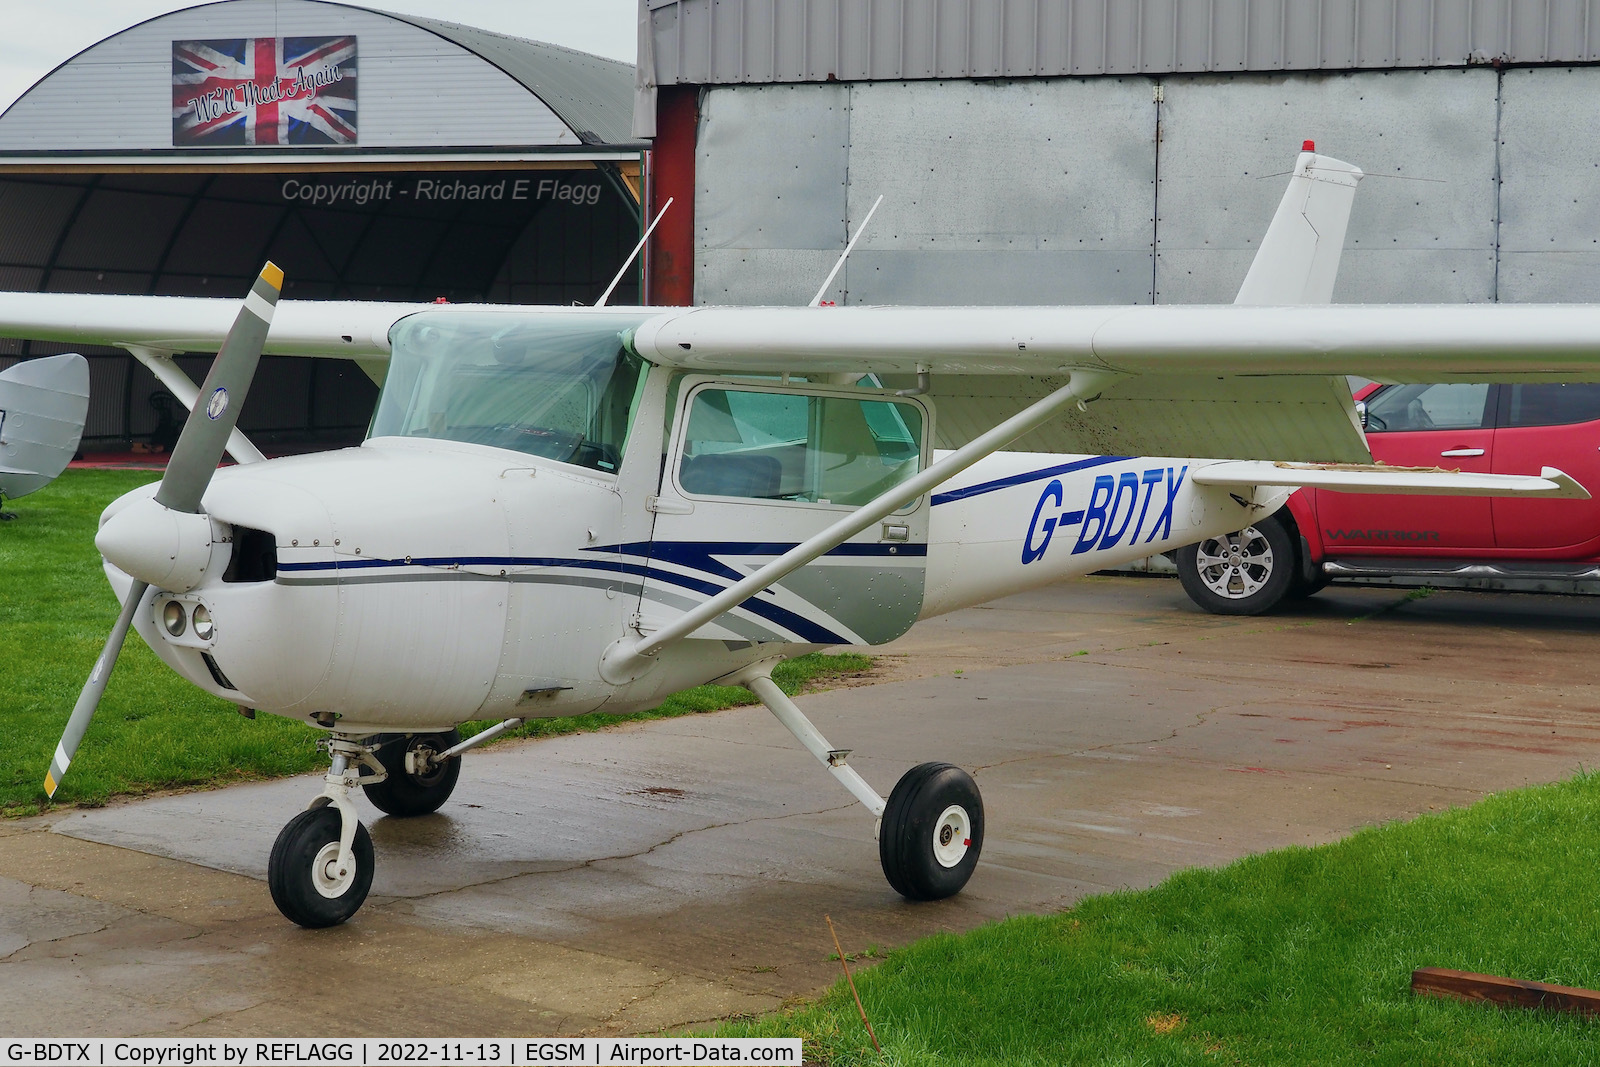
left=173, top=37, right=358, bottom=147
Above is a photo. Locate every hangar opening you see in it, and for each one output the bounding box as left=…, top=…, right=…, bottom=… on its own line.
left=0, top=0, right=644, bottom=453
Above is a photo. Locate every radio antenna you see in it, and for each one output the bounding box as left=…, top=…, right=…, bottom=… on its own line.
left=809, top=194, right=883, bottom=308
left=597, top=197, right=673, bottom=307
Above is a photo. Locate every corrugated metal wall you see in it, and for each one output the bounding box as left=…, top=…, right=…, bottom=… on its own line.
left=647, top=0, right=1600, bottom=85
left=695, top=66, right=1600, bottom=306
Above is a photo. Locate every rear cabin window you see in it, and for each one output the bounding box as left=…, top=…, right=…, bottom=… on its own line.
left=677, top=388, right=923, bottom=507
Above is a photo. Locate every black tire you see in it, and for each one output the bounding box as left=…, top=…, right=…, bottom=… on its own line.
left=362, top=731, right=462, bottom=817
left=879, top=762, right=984, bottom=901
left=267, top=805, right=374, bottom=928
left=1285, top=532, right=1329, bottom=600
left=1175, top=513, right=1298, bottom=616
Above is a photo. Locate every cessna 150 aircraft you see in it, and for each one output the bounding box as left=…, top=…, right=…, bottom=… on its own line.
left=2, top=147, right=1597, bottom=927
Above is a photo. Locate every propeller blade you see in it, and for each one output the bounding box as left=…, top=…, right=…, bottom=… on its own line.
left=45, top=579, right=149, bottom=797
left=156, top=262, right=282, bottom=514
left=46, top=263, right=282, bottom=798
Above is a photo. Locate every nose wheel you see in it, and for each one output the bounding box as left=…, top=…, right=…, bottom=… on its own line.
left=268, top=736, right=382, bottom=928
left=268, top=805, right=374, bottom=928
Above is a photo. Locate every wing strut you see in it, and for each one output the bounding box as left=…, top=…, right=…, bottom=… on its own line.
left=124, top=345, right=266, bottom=465
left=598, top=368, right=1116, bottom=683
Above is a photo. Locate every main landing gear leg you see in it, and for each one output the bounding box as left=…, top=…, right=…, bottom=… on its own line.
left=735, top=665, right=985, bottom=901
left=268, top=736, right=381, bottom=928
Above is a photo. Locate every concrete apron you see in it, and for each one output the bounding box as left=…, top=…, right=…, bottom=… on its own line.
left=6, top=576, right=1600, bottom=1037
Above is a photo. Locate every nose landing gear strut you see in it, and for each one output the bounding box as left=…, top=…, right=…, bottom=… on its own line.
left=267, top=736, right=383, bottom=928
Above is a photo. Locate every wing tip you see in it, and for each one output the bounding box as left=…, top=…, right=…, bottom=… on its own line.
left=1539, top=466, right=1591, bottom=500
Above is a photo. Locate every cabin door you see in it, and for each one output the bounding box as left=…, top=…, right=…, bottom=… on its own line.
left=638, top=378, right=931, bottom=648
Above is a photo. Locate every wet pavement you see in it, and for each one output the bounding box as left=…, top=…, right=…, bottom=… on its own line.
left=6, top=576, right=1600, bottom=1036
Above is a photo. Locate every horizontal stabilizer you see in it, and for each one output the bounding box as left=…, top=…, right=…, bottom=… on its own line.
left=0, top=352, right=90, bottom=500
left=1192, top=460, right=1590, bottom=499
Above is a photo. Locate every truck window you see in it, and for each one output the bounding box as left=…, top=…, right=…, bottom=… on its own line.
left=1500, top=384, right=1600, bottom=428
left=1363, top=383, right=1492, bottom=433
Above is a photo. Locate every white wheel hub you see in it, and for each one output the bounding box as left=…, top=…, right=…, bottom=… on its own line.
left=1194, top=526, right=1274, bottom=599
left=311, top=841, right=354, bottom=898
left=932, top=804, right=972, bottom=868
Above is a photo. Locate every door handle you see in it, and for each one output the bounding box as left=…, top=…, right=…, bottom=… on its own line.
left=1440, top=448, right=1485, bottom=457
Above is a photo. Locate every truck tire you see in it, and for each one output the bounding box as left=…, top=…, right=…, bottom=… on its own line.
left=1176, top=513, right=1298, bottom=615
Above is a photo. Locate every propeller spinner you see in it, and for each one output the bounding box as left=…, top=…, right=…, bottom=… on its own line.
left=45, top=263, right=282, bottom=798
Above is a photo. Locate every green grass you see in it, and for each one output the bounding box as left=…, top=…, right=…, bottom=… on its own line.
left=1, top=470, right=871, bottom=815
left=725, top=773, right=1600, bottom=1065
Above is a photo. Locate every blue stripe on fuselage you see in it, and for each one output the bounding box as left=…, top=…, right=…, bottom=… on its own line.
left=274, top=546, right=890, bottom=644
left=930, top=455, right=1131, bottom=506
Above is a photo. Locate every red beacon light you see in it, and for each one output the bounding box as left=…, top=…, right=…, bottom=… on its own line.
left=1302, top=140, right=1316, bottom=152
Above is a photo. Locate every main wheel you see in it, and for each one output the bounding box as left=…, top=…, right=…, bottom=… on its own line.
left=362, top=730, right=462, bottom=816
left=1175, top=513, right=1297, bottom=615
left=880, top=762, right=984, bottom=901
left=268, top=806, right=374, bottom=928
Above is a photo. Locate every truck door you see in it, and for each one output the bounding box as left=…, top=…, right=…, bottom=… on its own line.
left=638, top=378, right=931, bottom=646
left=1315, top=383, right=1497, bottom=554
left=1491, top=383, right=1600, bottom=552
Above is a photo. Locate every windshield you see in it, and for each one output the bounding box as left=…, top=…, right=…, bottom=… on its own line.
left=372, top=311, right=651, bottom=473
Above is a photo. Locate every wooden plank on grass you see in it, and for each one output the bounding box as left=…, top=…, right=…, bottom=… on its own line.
left=1413, top=967, right=1600, bottom=1017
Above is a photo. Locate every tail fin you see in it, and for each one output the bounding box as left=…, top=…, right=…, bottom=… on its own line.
left=0, top=352, right=90, bottom=500
left=1234, top=144, right=1364, bottom=305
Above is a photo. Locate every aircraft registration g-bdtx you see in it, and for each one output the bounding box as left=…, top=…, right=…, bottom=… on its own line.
left=2, top=146, right=1598, bottom=927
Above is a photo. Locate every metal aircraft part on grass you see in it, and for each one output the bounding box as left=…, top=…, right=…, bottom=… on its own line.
left=1, top=148, right=1597, bottom=927
left=0, top=352, right=89, bottom=516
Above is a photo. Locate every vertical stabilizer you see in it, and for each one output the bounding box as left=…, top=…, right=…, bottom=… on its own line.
left=1235, top=145, right=1364, bottom=305
left=0, top=352, right=90, bottom=501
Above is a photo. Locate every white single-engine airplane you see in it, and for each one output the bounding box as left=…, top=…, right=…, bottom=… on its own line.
left=2, top=147, right=1597, bottom=927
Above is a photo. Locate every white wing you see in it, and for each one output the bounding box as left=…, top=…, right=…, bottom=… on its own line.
left=0, top=292, right=425, bottom=359
left=625, top=302, right=1600, bottom=462
left=5, top=295, right=1600, bottom=463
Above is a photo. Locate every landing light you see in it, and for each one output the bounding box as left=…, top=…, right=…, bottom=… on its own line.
left=162, top=600, right=186, bottom=637
left=192, top=604, right=214, bottom=641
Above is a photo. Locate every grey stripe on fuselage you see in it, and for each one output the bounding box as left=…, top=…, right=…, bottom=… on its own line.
left=277, top=569, right=791, bottom=643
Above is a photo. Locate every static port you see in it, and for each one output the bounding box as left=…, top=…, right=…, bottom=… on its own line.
left=163, top=600, right=186, bottom=637
left=192, top=603, right=214, bottom=641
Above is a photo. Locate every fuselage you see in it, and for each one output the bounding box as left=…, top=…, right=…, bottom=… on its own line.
left=106, top=439, right=1271, bottom=734
left=101, top=311, right=1277, bottom=735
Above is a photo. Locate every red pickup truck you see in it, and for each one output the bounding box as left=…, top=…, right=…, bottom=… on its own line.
left=1176, top=382, right=1600, bottom=614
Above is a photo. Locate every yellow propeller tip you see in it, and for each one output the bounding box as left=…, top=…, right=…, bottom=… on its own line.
left=43, top=772, right=57, bottom=797
left=260, top=262, right=285, bottom=291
